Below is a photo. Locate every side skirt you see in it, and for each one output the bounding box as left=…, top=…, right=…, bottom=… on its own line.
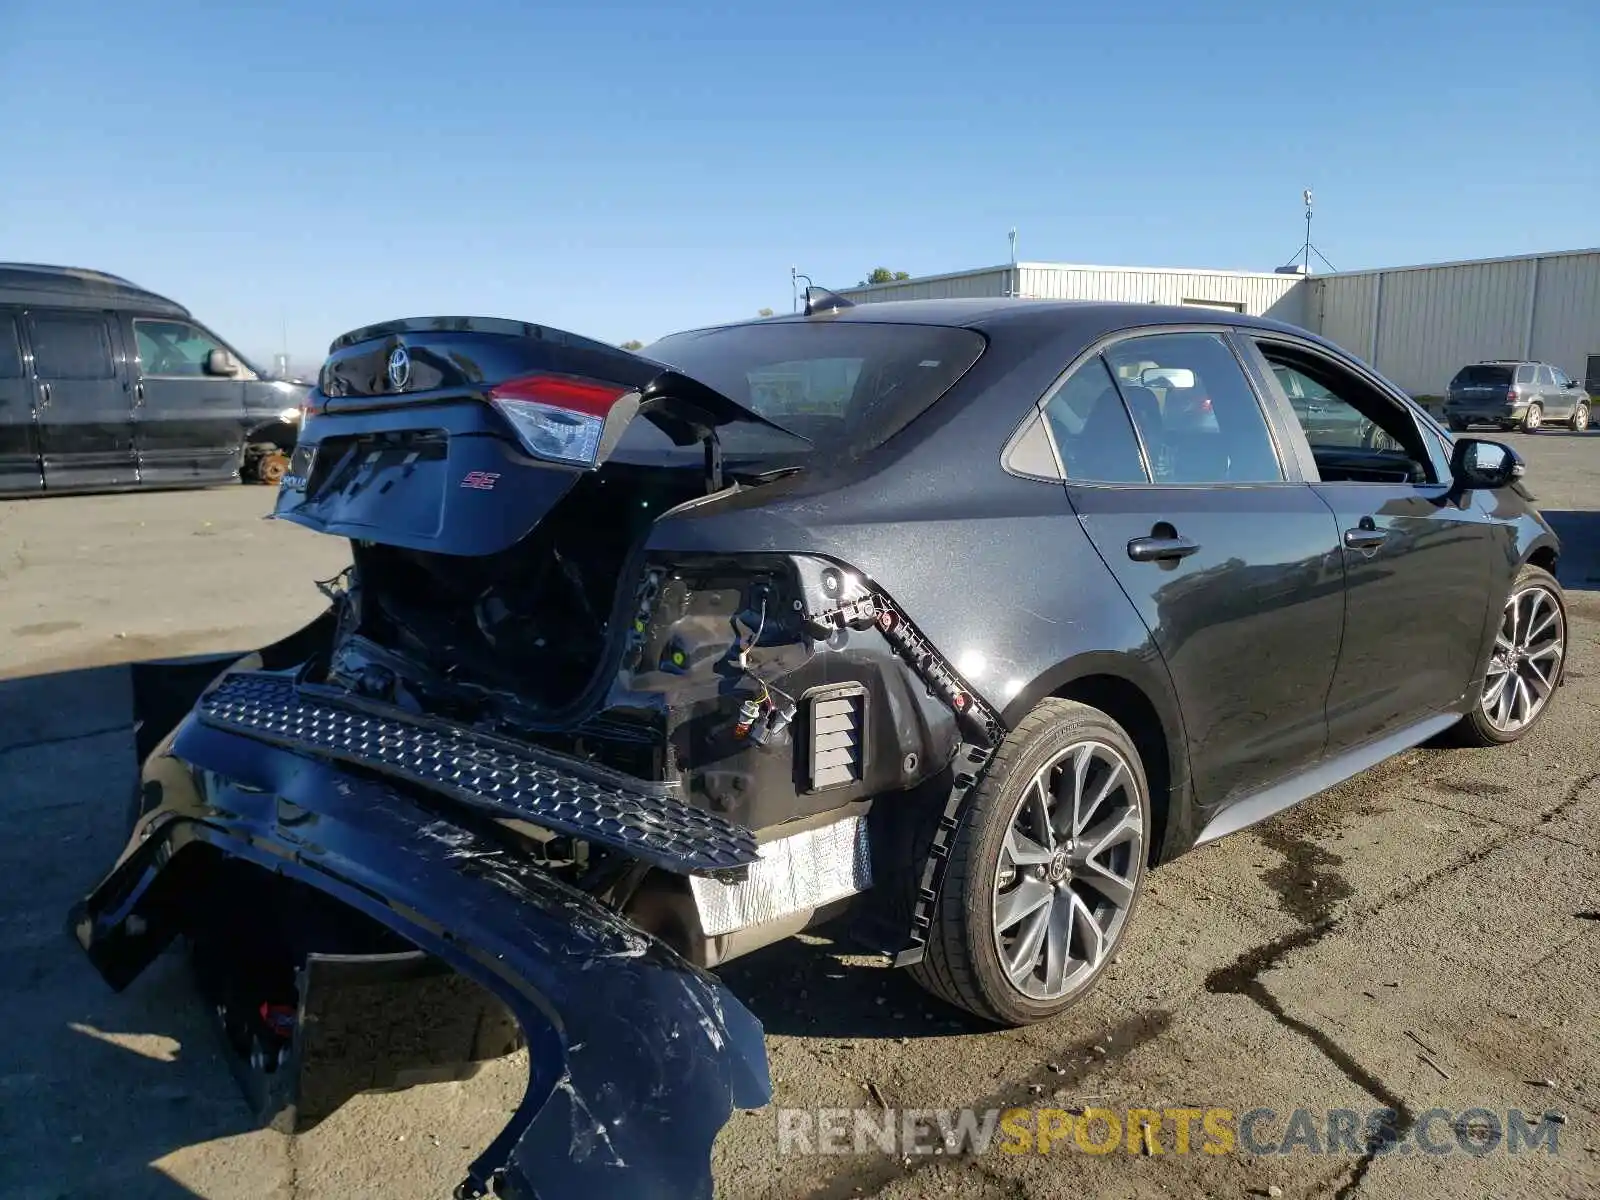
left=1193, top=711, right=1461, bottom=846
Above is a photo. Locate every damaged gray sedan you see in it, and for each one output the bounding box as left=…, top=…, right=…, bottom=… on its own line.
left=72, top=293, right=1564, bottom=1196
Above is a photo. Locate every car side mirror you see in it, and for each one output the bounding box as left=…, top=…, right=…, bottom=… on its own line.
left=1451, top=438, right=1523, bottom=489
left=205, top=349, right=237, bottom=376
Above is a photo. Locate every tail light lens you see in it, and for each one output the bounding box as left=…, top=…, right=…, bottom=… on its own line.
left=488, top=374, right=635, bottom=467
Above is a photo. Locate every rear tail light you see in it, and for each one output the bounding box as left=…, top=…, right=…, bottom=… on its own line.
left=488, top=373, right=635, bottom=467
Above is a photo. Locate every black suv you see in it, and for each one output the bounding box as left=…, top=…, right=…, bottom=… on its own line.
left=1445, top=359, right=1590, bottom=433
left=0, top=264, right=308, bottom=496
left=72, top=299, right=1565, bottom=1199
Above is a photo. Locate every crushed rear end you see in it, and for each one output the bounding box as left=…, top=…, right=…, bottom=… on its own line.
left=70, top=315, right=991, bottom=1196
left=73, top=631, right=770, bottom=1199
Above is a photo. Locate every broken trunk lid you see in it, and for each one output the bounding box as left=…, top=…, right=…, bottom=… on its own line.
left=316, top=316, right=811, bottom=450
left=274, top=316, right=812, bottom=554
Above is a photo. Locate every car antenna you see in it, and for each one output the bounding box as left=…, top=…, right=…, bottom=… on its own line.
left=803, top=286, right=855, bottom=317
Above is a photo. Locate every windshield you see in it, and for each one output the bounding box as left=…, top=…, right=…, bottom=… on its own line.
left=1452, top=365, right=1513, bottom=387
left=643, top=321, right=986, bottom=458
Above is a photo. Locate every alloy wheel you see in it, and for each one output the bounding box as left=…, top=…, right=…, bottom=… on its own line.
left=1573, top=403, right=1590, bottom=433
left=1481, top=584, right=1564, bottom=733
left=990, top=740, right=1142, bottom=1001
left=1523, top=403, right=1542, bottom=432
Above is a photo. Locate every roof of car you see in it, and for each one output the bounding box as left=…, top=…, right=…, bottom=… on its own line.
left=0, top=263, right=189, bottom=317
left=718, top=296, right=1317, bottom=339
left=666, top=298, right=1333, bottom=364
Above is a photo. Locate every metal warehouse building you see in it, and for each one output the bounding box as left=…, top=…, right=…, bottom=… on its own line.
left=839, top=249, right=1600, bottom=399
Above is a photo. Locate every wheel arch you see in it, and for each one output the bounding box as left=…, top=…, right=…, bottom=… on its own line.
left=245, top=418, right=299, bottom=451
left=1525, top=540, right=1558, bottom=576
left=1001, top=651, right=1192, bottom=865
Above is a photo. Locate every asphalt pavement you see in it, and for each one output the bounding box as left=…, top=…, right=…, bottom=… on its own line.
left=1, top=432, right=1597, bottom=1199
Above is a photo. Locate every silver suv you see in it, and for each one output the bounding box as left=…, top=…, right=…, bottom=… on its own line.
left=1444, top=359, right=1590, bottom=433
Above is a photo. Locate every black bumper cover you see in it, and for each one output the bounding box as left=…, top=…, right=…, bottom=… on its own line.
left=70, top=716, right=771, bottom=1199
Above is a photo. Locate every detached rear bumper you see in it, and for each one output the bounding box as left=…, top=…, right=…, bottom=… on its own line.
left=71, top=713, right=771, bottom=1199
left=199, top=668, right=761, bottom=876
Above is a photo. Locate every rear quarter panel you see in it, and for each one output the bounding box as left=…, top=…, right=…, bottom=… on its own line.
left=646, top=336, right=1193, bottom=846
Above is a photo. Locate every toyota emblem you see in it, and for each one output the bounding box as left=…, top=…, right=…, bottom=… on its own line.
left=387, top=346, right=411, bottom=391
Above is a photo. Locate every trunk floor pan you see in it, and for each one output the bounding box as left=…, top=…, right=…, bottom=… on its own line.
left=198, top=671, right=758, bottom=875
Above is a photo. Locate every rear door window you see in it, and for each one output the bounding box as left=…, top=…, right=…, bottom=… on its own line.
left=1101, top=332, right=1283, bottom=484
left=1040, top=356, right=1148, bottom=483
left=1536, top=365, right=1556, bottom=387
left=1516, top=365, right=1536, bottom=385
left=28, top=313, right=114, bottom=379
left=0, top=313, right=22, bottom=378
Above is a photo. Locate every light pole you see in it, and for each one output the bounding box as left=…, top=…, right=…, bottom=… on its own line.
left=791, top=267, right=812, bottom=313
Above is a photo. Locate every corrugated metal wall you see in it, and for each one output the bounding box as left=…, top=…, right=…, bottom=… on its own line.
left=842, top=268, right=1016, bottom=303
left=842, top=264, right=1305, bottom=322
left=1016, top=266, right=1305, bottom=325
left=1530, top=253, right=1600, bottom=387
left=1309, top=273, right=1380, bottom=363
left=1312, top=251, right=1600, bottom=395
left=837, top=252, right=1600, bottom=399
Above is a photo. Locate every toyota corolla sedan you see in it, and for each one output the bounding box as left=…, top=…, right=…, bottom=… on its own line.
left=71, top=295, right=1565, bottom=1198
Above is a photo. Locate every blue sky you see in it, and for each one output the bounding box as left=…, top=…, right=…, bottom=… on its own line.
left=2, top=0, right=1595, bottom=365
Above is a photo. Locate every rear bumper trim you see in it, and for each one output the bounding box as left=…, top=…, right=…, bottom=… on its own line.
left=198, top=670, right=758, bottom=875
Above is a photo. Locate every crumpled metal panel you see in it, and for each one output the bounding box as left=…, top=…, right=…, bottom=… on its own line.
left=198, top=671, right=758, bottom=875
left=71, top=718, right=771, bottom=1200
left=688, top=814, right=871, bottom=937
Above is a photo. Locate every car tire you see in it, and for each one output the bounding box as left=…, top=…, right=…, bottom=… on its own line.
left=1445, top=564, right=1566, bottom=747
left=907, top=698, right=1150, bottom=1026
left=1570, top=401, right=1590, bottom=433
left=1447, top=417, right=1467, bottom=433
left=1521, top=403, right=1543, bottom=433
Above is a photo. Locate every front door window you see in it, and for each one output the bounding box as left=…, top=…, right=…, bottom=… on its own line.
left=134, top=320, right=228, bottom=378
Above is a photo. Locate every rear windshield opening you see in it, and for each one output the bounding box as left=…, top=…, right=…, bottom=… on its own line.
left=642, top=321, right=986, bottom=459
left=1452, top=366, right=1513, bottom=387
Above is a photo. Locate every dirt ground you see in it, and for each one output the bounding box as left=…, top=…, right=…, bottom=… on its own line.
left=2, top=434, right=1598, bottom=1200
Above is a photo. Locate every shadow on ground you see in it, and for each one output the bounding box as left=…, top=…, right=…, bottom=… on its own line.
left=1541, top=510, right=1600, bottom=591
left=716, top=929, right=992, bottom=1041
left=0, top=663, right=268, bottom=1199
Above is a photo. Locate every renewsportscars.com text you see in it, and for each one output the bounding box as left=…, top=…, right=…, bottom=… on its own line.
left=775, top=1105, right=1566, bottom=1158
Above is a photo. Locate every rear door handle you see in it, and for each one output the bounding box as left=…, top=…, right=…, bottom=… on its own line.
left=1343, top=522, right=1387, bottom=550
left=1127, top=534, right=1200, bottom=563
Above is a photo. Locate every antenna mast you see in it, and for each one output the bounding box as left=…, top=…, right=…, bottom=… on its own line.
left=1288, top=189, right=1337, bottom=273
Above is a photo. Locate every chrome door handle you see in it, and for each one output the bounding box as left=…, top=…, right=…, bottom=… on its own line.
left=1127, top=535, right=1200, bottom=562
left=1343, top=524, right=1387, bottom=550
